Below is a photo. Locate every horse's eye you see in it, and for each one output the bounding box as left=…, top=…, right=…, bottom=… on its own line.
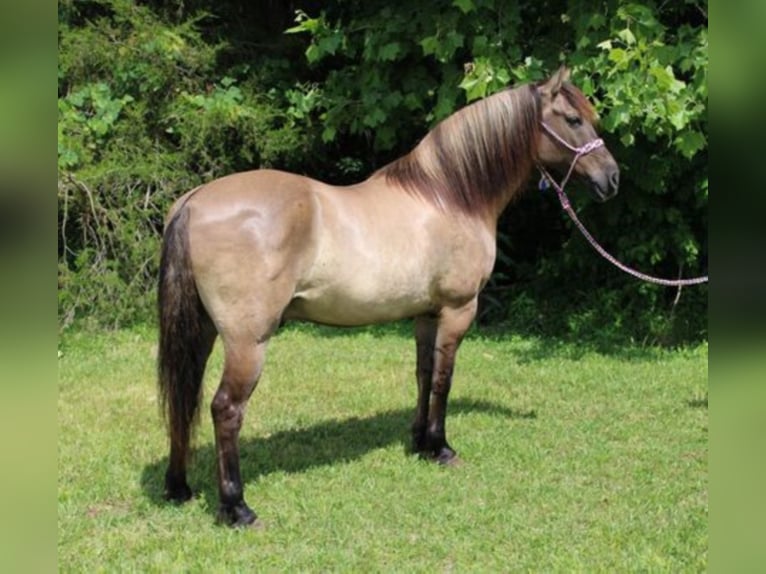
left=565, top=115, right=582, bottom=127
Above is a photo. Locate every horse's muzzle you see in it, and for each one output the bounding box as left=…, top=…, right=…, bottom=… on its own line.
left=591, top=168, right=619, bottom=202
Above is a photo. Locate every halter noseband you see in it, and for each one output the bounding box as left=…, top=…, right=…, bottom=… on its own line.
left=540, top=121, right=604, bottom=156
left=537, top=121, right=604, bottom=208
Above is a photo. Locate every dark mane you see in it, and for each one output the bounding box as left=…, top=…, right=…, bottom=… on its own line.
left=375, top=81, right=597, bottom=216
left=376, top=84, right=541, bottom=216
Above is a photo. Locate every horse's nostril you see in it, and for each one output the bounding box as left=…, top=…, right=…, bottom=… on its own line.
left=609, top=171, right=620, bottom=189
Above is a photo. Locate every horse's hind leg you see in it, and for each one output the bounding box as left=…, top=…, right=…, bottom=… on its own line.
left=211, top=337, right=268, bottom=527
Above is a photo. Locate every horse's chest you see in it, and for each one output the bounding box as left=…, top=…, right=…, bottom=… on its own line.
left=432, top=236, right=496, bottom=305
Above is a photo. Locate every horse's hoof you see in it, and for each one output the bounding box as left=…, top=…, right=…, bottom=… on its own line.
left=217, top=502, right=259, bottom=528
left=164, top=481, right=193, bottom=504
left=434, top=446, right=461, bottom=466
left=418, top=445, right=461, bottom=466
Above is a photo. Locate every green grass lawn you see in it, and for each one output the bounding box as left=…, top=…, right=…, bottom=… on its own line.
left=58, top=323, right=707, bottom=571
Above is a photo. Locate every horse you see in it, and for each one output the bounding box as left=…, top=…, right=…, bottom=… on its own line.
left=157, top=66, right=620, bottom=527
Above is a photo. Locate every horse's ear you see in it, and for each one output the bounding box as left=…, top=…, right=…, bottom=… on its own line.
left=540, top=65, right=570, bottom=97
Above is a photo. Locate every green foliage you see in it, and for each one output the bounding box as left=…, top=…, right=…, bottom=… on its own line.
left=578, top=2, right=708, bottom=158
left=58, top=0, right=312, bottom=329
left=58, top=0, right=707, bottom=345
left=58, top=83, right=134, bottom=169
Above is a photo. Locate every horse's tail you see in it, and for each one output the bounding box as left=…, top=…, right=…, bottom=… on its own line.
left=157, top=205, right=209, bottom=465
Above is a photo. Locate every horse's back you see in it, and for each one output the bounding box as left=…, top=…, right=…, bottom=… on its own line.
left=185, top=169, right=319, bottom=257
left=183, top=168, right=317, bottom=216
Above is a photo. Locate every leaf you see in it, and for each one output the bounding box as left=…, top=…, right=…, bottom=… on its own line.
left=362, top=106, right=386, bottom=128
left=603, top=104, right=631, bottom=130
left=58, top=147, right=80, bottom=168
left=443, top=31, right=465, bottom=56
left=285, top=10, right=319, bottom=34
left=669, top=109, right=688, bottom=131
left=403, top=93, right=421, bottom=110
left=433, top=92, right=456, bottom=121
left=588, top=13, right=606, bottom=29
left=577, top=36, right=591, bottom=49
left=618, top=27, right=636, bottom=46
left=473, top=35, right=488, bottom=54
left=68, top=90, right=86, bottom=107
left=675, top=130, right=706, bottom=158
left=608, top=48, right=629, bottom=65
left=495, top=67, right=511, bottom=85
left=378, top=42, right=401, bottom=61
left=382, top=91, right=403, bottom=108
left=460, top=76, right=487, bottom=102
left=374, top=125, right=396, bottom=150
left=597, top=39, right=613, bottom=51
left=284, top=24, right=309, bottom=34
left=452, top=0, right=475, bottom=14
left=317, top=34, right=341, bottom=57
left=321, top=125, right=336, bottom=142
left=420, top=36, right=438, bottom=56
left=305, top=44, right=320, bottom=63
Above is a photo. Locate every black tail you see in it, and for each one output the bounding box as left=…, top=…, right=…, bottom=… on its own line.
left=157, top=206, right=211, bottom=474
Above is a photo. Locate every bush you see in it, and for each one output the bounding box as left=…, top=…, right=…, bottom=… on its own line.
left=58, top=0, right=312, bottom=329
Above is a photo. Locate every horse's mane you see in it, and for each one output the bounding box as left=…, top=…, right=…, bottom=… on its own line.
left=376, top=81, right=595, bottom=216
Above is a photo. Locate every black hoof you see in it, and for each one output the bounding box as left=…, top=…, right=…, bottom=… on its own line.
left=433, top=446, right=461, bottom=466
left=217, top=502, right=259, bottom=528
left=417, top=442, right=460, bottom=466
left=164, top=473, right=193, bottom=503
left=414, top=430, right=459, bottom=465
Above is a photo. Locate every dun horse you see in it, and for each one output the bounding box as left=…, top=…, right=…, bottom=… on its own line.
left=158, top=67, right=620, bottom=526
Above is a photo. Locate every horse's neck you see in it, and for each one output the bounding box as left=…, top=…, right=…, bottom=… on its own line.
left=478, top=164, right=534, bottom=229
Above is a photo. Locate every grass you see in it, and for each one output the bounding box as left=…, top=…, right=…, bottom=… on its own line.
left=58, top=323, right=707, bottom=571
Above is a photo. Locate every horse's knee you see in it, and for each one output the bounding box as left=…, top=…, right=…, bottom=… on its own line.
left=210, top=389, right=242, bottom=430
left=210, top=389, right=230, bottom=416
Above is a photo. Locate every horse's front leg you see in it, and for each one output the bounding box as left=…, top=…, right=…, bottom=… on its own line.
left=422, top=299, right=477, bottom=464
left=412, top=315, right=437, bottom=452
left=211, top=341, right=267, bottom=527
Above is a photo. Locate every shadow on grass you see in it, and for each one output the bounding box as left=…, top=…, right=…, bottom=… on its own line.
left=140, top=397, right=535, bottom=515
left=477, top=330, right=668, bottom=363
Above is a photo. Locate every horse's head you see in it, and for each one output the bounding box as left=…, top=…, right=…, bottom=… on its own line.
left=536, top=67, right=619, bottom=202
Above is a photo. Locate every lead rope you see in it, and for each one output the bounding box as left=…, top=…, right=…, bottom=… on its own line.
left=538, top=121, right=708, bottom=287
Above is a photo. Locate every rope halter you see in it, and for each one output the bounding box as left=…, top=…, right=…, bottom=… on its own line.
left=536, top=121, right=708, bottom=287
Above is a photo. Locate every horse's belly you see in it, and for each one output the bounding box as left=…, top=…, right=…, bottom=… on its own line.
left=285, top=279, right=435, bottom=326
